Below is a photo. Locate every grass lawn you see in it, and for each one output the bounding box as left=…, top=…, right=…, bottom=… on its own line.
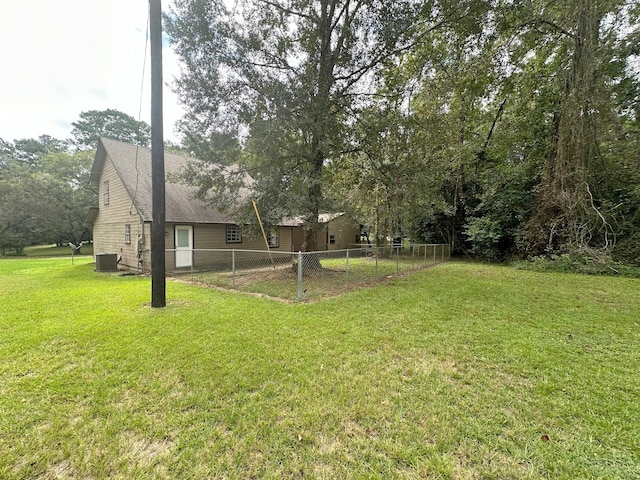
left=1, top=258, right=639, bottom=479
left=19, top=244, right=94, bottom=258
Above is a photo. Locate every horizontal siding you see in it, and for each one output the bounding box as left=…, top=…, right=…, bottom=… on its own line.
left=142, top=222, right=152, bottom=273
left=190, top=224, right=295, bottom=251
left=277, top=227, right=294, bottom=251
left=92, top=157, right=145, bottom=270
left=194, top=224, right=226, bottom=249
left=328, top=220, right=361, bottom=250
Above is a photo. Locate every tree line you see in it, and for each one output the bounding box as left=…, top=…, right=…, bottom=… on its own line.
left=166, top=0, right=639, bottom=266
left=0, top=110, right=150, bottom=255
left=3, top=1, right=638, bottom=269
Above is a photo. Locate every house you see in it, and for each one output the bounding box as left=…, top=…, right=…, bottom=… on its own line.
left=319, top=213, right=363, bottom=250
left=87, top=138, right=301, bottom=272
left=286, top=213, right=363, bottom=251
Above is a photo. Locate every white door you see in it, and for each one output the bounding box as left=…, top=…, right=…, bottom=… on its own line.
left=175, top=225, right=193, bottom=268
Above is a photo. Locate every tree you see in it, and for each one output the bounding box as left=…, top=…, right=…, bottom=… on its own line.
left=166, top=0, right=423, bottom=251
left=0, top=135, right=69, bottom=168
left=463, top=0, right=638, bottom=263
left=0, top=140, right=94, bottom=254
left=348, top=0, right=508, bottom=253
left=38, top=151, right=95, bottom=246
left=71, top=109, right=151, bottom=150
left=165, top=0, right=640, bottom=266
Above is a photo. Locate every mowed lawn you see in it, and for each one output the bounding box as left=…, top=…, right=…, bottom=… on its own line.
left=1, top=258, right=639, bottom=479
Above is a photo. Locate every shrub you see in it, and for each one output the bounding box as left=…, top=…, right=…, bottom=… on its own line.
left=512, top=252, right=640, bottom=278
left=464, top=217, right=503, bottom=262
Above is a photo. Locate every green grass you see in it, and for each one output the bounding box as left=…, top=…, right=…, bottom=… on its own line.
left=1, top=258, right=639, bottom=479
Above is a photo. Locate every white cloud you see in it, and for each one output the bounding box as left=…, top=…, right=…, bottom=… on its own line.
left=0, top=0, right=184, bottom=143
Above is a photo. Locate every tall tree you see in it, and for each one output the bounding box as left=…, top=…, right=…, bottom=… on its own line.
left=518, top=0, right=632, bottom=256
left=0, top=135, right=69, bottom=168
left=166, top=0, right=423, bottom=250
left=71, top=109, right=151, bottom=150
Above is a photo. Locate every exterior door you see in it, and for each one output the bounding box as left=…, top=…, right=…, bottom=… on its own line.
left=175, top=225, right=193, bottom=268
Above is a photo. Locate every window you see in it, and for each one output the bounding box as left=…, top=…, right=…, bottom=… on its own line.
left=329, top=234, right=336, bottom=245
left=226, top=224, right=242, bottom=243
left=267, top=228, right=279, bottom=248
left=124, top=224, right=131, bottom=244
left=103, top=181, right=110, bottom=205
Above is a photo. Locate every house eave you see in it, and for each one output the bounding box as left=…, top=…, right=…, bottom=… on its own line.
left=86, top=206, right=99, bottom=225
left=88, top=139, right=108, bottom=187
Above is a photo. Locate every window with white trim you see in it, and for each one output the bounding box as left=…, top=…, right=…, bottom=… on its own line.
left=124, top=224, right=131, bottom=244
left=103, top=181, right=110, bottom=205
left=267, top=228, right=279, bottom=248
left=226, top=224, right=242, bottom=243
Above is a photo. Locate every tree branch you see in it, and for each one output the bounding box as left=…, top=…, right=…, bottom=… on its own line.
left=256, top=0, right=315, bottom=21
left=519, top=19, right=576, bottom=39
left=481, top=97, right=508, bottom=153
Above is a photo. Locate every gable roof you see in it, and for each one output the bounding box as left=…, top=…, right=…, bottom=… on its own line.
left=89, top=138, right=242, bottom=224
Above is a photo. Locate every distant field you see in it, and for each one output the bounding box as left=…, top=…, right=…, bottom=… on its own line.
left=20, top=244, right=94, bottom=257
left=1, top=244, right=93, bottom=259
left=1, top=258, right=639, bottom=479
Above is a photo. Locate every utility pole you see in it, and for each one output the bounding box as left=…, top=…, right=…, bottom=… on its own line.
left=150, top=0, right=166, bottom=308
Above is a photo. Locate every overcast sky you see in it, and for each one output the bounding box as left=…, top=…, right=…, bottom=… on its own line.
left=0, top=1, right=185, bottom=144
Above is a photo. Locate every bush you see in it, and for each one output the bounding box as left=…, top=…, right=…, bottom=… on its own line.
left=464, top=217, right=503, bottom=262
left=512, top=253, right=640, bottom=278
left=0, top=236, right=26, bottom=256
left=612, top=232, right=640, bottom=267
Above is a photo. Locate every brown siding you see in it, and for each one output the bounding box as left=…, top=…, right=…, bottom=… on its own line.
left=194, top=224, right=226, bottom=249
left=277, top=227, right=294, bottom=251
left=141, top=222, right=152, bottom=273
left=328, top=218, right=361, bottom=250
left=190, top=224, right=295, bottom=251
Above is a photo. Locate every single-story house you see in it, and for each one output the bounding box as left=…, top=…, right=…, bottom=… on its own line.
left=287, top=212, right=363, bottom=252
left=319, top=213, right=363, bottom=250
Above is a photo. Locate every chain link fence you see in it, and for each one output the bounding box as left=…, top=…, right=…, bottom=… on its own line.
left=168, top=244, right=450, bottom=301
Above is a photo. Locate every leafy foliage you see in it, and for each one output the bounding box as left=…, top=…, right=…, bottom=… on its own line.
left=166, top=0, right=423, bottom=249
left=164, top=0, right=639, bottom=266
left=71, top=109, right=151, bottom=150
left=0, top=136, right=95, bottom=254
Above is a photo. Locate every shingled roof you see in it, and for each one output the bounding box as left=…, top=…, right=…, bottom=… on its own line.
left=89, top=138, right=240, bottom=224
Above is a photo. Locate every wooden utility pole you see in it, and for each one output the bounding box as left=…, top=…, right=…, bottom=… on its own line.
left=150, top=0, right=166, bottom=307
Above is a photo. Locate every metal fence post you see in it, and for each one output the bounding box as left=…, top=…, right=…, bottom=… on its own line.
left=433, top=245, right=436, bottom=264
left=232, top=249, right=236, bottom=287
left=396, top=246, right=399, bottom=273
left=375, top=246, right=379, bottom=277
left=297, top=251, right=303, bottom=301
left=346, top=249, right=350, bottom=286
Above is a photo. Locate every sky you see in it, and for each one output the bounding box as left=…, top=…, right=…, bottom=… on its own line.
left=0, top=0, right=185, bottom=144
